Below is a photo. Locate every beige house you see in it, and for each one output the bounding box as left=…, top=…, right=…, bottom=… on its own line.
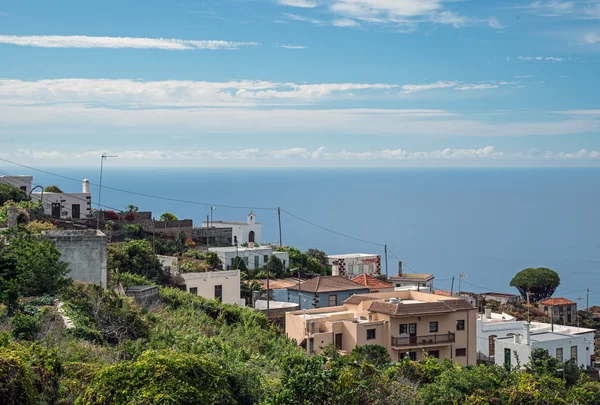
left=285, top=290, right=476, bottom=365
left=180, top=270, right=245, bottom=306
left=538, top=297, right=577, bottom=324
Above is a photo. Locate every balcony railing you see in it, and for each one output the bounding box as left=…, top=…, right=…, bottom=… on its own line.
left=391, top=332, right=455, bottom=347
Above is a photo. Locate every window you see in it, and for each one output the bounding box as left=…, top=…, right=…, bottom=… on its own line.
left=243, top=256, right=249, bottom=266
left=429, top=322, right=439, bottom=333
left=489, top=335, right=497, bottom=356
left=189, top=287, right=198, bottom=295
left=328, top=295, right=338, bottom=307
left=309, top=338, right=314, bottom=353
left=556, top=347, right=563, bottom=362
left=214, top=285, right=223, bottom=301
left=428, top=350, right=440, bottom=359
left=504, top=348, right=511, bottom=367
left=19, top=186, right=26, bottom=191
left=254, top=256, right=259, bottom=268
left=358, top=264, right=364, bottom=273
left=366, top=329, right=376, bottom=340
left=347, top=264, right=354, bottom=274
left=456, top=320, right=465, bottom=331
left=455, top=348, right=467, bottom=357
left=544, top=306, right=548, bottom=312
left=400, top=323, right=417, bottom=335
left=231, top=258, right=236, bottom=267
left=571, top=346, right=578, bottom=363
left=264, top=255, right=269, bottom=264
left=567, top=314, right=572, bottom=323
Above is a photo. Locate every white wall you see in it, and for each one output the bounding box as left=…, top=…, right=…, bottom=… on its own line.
left=202, top=213, right=262, bottom=245
left=495, top=333, right=589, bottom=369
left=180, top=270, right=244, bottom=305
left=0, top=176, right=33, bottom=193
left=31, top=192, right=92, bottom=219
left=209, top=246, right=289, bottom=271
left=329, top=254, right=380, bottom=277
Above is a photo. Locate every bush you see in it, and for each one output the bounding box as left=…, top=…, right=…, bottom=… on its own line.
left=11, top=313, right=41, bottom=341
left=0, top=184, right=28, bottom=206
left=111, top=271, right=155, bottom=288
left=25, top=220, right=57, bottom=233
left=44, top=185, right=64, bottom=193
left=103, top=211, right=118, bottom=220
left=159, top=212, right=178, bottom=221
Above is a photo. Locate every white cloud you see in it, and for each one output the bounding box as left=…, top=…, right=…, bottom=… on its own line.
left=520, top=1, right=576, bottom=17
left=514, top=75, right=535, bottom=79
left=401, top=81, right=458, bottom=93
left=277, top=44, right=308, bottom=49
left=518, top=56, right=565, bottom=62
left=281, top=12, right=323, bottom=24
left=557, top=110, right=600, bottom=115
left=332, top=18, right=360, bottom=27
left=0, top=35, right=259, bottom=50
left=455, top=84, right=499, bottom=91
left=583, top=32, right=600, bottom=44
left=275, top=0, right=318, bottom=7
left=488, top=16, right=507, bottom=29
left=429, top=11, right=468, bottom=28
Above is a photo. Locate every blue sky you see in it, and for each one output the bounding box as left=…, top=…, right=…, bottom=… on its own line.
left=0, top=0, right=599, bottom=167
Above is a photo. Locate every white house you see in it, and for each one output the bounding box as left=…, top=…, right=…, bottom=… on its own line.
left=202, top=212, right=262, bottom=246
left=209, top=246, right=290, bottom=271
left=179, top=270, right=245, bottom=305
left=0, top=175, right=33, bottom=193
left=495, top=323, right=589, bottom=369
left=0, top=175, right=92, bottom=220
left=328, top=253, right=381, bottom=278
left=477, top=310, right=595, bottom=365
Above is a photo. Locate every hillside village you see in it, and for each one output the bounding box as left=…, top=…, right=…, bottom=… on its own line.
left=2, top=173, right=600, bottom=404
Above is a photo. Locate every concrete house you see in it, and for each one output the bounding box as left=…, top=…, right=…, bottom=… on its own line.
left=476, top=310, right=595, bottom=364
left=389, top=263, right=434, bottom=293
left=285, top=290, right=476, bottom=364
left=481, top=292, right=521, bottom=305
left=285, top=276, right=370, bottom=309
left=328, top=253, right=381, bottom=278
left=42, top=229, right=108, bottom=287
left=495, top=323, right=589, bottom=369
left=208, top=246, right=289, bottom=271
left=180, top=270, right=245, bottom=306
left=202, top=212, right=261, bottom=246
left=539, top=298, right=578, bottom=324
left=0, top=175, right=33, bottom=193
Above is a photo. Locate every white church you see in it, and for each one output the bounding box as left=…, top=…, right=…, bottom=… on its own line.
left=202, top=211, right=262, bottom=246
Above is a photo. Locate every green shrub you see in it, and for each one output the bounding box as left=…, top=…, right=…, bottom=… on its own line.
left=11, top=313, right=41, bottom=341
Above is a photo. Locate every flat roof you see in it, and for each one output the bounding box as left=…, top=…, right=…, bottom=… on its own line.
left=328, top=253, right=379, bottom=259
left=497, top=332, right=574, bottom=342
left=203, top=220, right=261, bottom=225
left=209, top=246, right=275, bottom=253
left=301, top=310, right=356, bottom=320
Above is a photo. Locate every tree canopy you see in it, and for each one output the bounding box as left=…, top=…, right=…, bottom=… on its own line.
left=231, top=256, right=248, bottom=271
left=159, top=212, right=178, bottom=221
left=44, top=185, right=64, bottom=193
left=510, top=267, right=560, bottom=302
left=107, top=239, right=166, bottom=283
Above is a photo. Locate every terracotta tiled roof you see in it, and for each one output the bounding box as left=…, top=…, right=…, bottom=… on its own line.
left=538, top=297, right=576, bottom=306
left=588, top=305, right=600, bottom=313
left=351, top=274, right=393, bottom=290
left=433, top=289, right=451, bottom=297
left=389, top=273, right=434, bottom=280
left=287, top=276, right=369, bottom=293
left=368, top=299, right=473, bottom=316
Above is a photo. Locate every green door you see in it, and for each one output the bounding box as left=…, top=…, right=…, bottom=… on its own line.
left=504, top=348, right=511, bottom=367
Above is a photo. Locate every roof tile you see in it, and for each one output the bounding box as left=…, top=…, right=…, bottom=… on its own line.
left=287, top=276, right=369, bottom=293
left=538, top=297, right=576, bottom=306
left=351, top=274, right=393, bottom=290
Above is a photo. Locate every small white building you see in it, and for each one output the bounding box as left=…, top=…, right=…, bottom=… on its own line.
left=328, top=253, right=381, bottom=278
left=477, top=310, right=595, bottom=365
left=202, top=212, right=262, bottom=246
left=0, top=175, right=33, bottom=193
left=180, top=270, right=245, bottom=305
left=209, top=246, right=290, bottom=271
left=495, top=323, right=589, bottom=369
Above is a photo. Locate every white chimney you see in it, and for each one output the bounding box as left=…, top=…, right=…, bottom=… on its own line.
left=523, top=322, right=530, bottom=345
left=485, top=308, right=492, bottom=319
left=82, top=179, right=90, bottom=193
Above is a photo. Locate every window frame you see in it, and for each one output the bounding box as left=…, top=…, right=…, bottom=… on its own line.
left=429, top=321, right=439, bottom=333
left=328, top=294, right=338, bottom=307
left=455, top=348, right=467, bottom=357
left=366, top=328, right=376, bottom=340
left=189, top=287, right=198, bottom=295
left=456, top=319, right=465, bottom=331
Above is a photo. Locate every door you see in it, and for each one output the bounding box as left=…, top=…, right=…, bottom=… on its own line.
left=504, top=348, right=511, bottom=367
left=214, top=285, right=223, bottom=301
left=72, top=204, right=80, bottom=219
left=248, top=231, right=255, bottom=243
left=51, top=203, right=61, bottom=218
left=335, top=333, right=343, bottom=349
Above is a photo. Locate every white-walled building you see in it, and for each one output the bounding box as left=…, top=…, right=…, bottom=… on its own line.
left=0, top=175, right=33, bottom=193
left=495, top=323, right=589, bottom=369
left=477, top=310, right=595, bottom=365
left=180, top=270, right=245, bottom=306
left=0, top=175, right=92, bottom=220
left=202, top=212, right=262, bottom=246
left=328, top=253, right=381, bottom=278
left=209, top=246, right=290, bottom=271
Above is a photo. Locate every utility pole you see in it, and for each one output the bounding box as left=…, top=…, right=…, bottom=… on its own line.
left=266, top=257, right=270, bottom=318
left=587, top=288, right=590, bottom=311
left=450, top=276, right=455, bottom=296
left=277, top=207, right=282, bottom=247
left=384, top=244, right=389, bottom=278
left=96, top=153, right=118, bottom=230
left=458, top=273, right=466, bottom=296
left=152, top=218, right=156, bottom=254
left=206, top=215, right=210, bottom=249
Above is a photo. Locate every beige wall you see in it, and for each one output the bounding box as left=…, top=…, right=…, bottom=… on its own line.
left=180, top=270, right=243, bottom=305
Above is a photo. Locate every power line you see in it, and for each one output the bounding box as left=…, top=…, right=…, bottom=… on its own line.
left=0, top=157, right=277, bottom=211
left=280, top=208, right=384, bottom=247
left=386, top=247, right=416, bottom=274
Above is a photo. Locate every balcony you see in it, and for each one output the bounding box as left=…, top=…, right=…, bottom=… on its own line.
left=391, top=332, right=455, bottom=348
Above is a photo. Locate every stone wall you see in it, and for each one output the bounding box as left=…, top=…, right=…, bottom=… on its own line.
left=125, top=286, right=159, bottom=307
left=42, top=230, right=107, bottom=288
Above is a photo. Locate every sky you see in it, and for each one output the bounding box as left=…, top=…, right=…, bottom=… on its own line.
left=0, top=0, right=599, bottom=167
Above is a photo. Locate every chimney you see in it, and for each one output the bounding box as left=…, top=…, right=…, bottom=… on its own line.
left=7, top=205, right=18, bottom=230
left=522, top=322, right=530, bottom=345
left=398, top=261, right=403, bottom=276
left=82, top=179, right=90, bottom=193
left=485, top=308, right=492, bottom=319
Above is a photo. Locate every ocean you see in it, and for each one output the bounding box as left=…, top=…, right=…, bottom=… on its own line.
left=21, top=167, right=600, bottom=306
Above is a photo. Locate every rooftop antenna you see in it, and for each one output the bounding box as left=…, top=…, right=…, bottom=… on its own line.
left=96, top=153, right=118, bottom=230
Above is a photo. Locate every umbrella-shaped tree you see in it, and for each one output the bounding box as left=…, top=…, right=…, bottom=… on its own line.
left=510, top=267, right=560, bottom=303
